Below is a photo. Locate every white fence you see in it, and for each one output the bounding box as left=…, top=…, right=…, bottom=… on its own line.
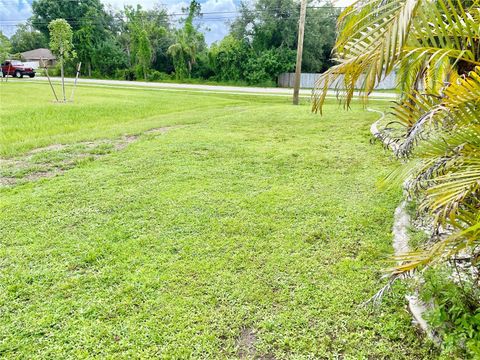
left=278, top=71, right=398, bottom=89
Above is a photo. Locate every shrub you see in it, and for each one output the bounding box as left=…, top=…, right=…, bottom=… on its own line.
left=91, top=39, right=128, bottom=78
left=209, top=36, right=249, bottom=82
left=47, top=63, right=62, bottom=77
left=114, top=69, right=136, bottom=81
left=421, top=267, right=480, bottom=358
left=147, top=70, right=171, bottom=81
left=243, top=47, right=295, bottom=85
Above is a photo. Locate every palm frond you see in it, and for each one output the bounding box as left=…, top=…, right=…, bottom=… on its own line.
left=316, top=0, right=480, bottom=277
left=312, top=0, right=420, bottom=112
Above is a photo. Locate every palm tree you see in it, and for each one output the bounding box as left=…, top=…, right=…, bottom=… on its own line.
left=313, top=0, right=480, bottom=274
left=168, top=0, right=204, bottom=79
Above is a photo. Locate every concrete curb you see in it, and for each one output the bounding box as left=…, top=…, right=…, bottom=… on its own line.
left=368, top=108, right=438, bottom=343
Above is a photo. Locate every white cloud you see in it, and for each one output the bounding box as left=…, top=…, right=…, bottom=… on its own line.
left=197, top=0, right=237, bottom=44
left=0, top=0, right=32, bottom=36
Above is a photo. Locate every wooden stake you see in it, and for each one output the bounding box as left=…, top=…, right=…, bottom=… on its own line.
left=42, top=58, right=59, bottom=102
left=70, top=62, right=82, bottom=102
left=5, top=62, right=12, bottom=83
left=293, top=0, right=307, bottom=105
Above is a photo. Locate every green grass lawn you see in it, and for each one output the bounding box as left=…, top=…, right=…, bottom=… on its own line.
left=0, top=82, right=434, bottom=358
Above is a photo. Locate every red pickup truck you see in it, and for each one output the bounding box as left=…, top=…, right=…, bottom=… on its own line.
left=1, top=60, right=36, bottom=78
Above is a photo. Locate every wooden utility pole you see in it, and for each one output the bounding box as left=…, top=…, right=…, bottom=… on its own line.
left=293, top=0, right=307, bottom=105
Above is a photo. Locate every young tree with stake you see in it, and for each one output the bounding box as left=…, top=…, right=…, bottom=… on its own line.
left=48, top=19, right=75, bottom=102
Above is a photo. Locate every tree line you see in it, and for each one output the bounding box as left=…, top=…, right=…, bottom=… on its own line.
left=1, top=0, right=339, bottom=85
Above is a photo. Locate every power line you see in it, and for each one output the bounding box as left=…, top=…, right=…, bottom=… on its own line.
left=0, top=15, right=324, bottom=27
left=0, top=5, right=341, bottom=35
left=0, top=6, right=341, bottom=22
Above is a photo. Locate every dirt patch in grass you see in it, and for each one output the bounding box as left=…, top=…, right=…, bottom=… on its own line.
left=0, top=125, right=181, bottom=187
left=0, top=177, right=17, bottom=186
left=144, top=126, right=175, bottom=135
left=29, top=144, right=66, bottom=154
left=236, top=327, right=257, bottom=359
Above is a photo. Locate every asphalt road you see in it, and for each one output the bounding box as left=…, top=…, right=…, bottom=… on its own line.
left=26, top=76, right=398, bottom=100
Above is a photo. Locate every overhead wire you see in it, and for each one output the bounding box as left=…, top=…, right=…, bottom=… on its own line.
left=0, top=4, right=342, bottom=34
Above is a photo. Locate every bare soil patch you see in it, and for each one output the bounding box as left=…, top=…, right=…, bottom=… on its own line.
left=237, top=327, right=257, bottom=359
left=0, top=125, right=180, bottom=187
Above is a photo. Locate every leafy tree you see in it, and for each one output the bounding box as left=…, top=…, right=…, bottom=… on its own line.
left=209, top=35, right=250, bottom=81
left=74, top=7, right=108, bottom=76
left=168, top=0, right=205, bottom=79
left=31, top=0, right=106, bottom=35
left=190, top=51, right=214, bottom=79
left=48, top=19, right=75, bottom=101
left=10, top=24, right=48, bottom=53
left=142, top=6, right=174, bottom=73
left=302, top=6, right=337, bottom=72
left=244, top=48, right=295, bottom=85
left=0, top=31, right=11, bottom=64
left=124, top=5, right=154, bottom=80
left=91, top=38, right=128, bottom=77
left=231, top=0, right=298, bottom=51
left=167, top=42, right=189, bottom=79
left=110, top=9, right=133, bottom=72
left=32, top=0, right=109, bottom=75
left=209, top=34, right=295, bottom=84
left=135, top=29, right=152, bottom=80
left=229, top=0, right=338, bottom=81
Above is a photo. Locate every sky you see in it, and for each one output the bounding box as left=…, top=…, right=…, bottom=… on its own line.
left=0, top=0, right=353, bottom=44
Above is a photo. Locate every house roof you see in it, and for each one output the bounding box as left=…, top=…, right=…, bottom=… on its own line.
left=21, top=48, right=56, bottom=60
